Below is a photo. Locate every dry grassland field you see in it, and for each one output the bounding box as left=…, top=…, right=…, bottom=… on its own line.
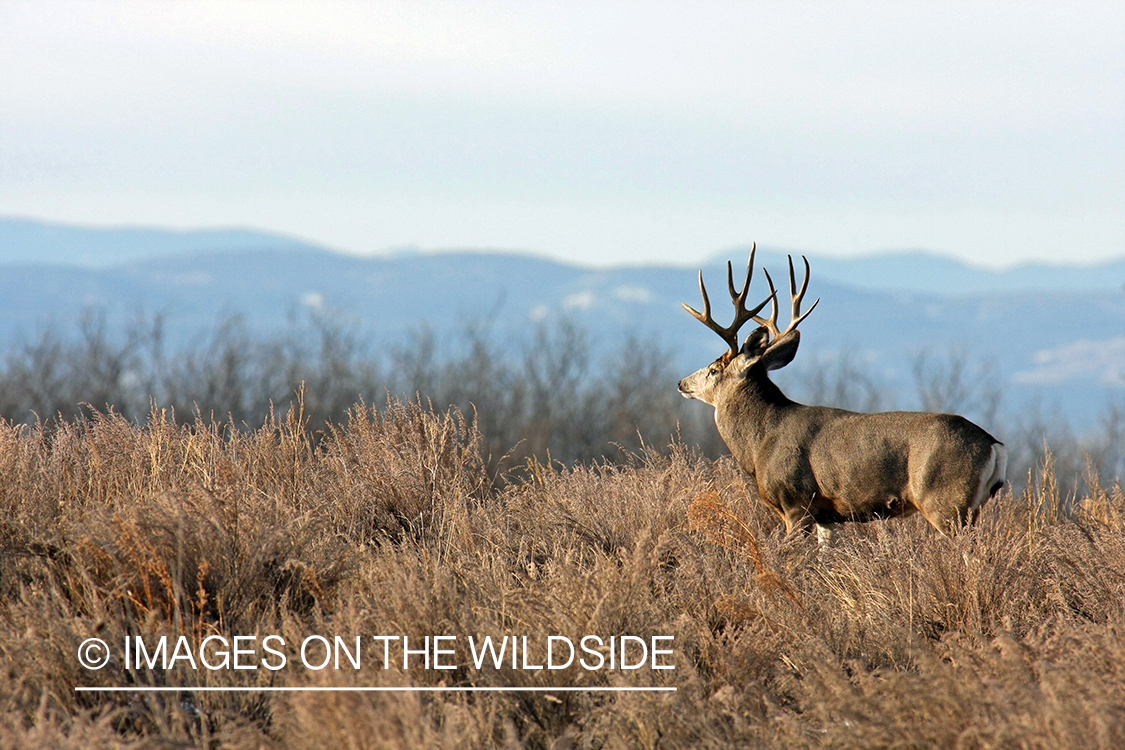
left=0, top=396, right=1123, bottom=749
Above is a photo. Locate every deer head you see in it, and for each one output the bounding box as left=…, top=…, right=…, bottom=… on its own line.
left=678, top=244, right=819, bottom=407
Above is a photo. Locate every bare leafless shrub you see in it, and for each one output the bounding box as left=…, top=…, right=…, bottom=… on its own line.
left=912, top=347, right=1003, bottom=428
left=387, top=319, right=710, bottom=469
left=0, top=310, right=150, bottom=422
left=1, top=309, right=1120, bottom=497
left=1091, top=393, right=1125, bottom=481
left=793, top=347, right=889, bottom=413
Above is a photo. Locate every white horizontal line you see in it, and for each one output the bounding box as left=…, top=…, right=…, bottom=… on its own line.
left=76, top=686, right=676, bottom=693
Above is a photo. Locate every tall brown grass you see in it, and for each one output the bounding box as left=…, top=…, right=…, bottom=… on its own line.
left=0, top=398, right=1122, bottom=749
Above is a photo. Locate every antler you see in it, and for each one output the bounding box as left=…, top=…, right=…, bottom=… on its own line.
left=752, top=255, right=820, bottom=342
left=682, top=243, right=775, bottom=357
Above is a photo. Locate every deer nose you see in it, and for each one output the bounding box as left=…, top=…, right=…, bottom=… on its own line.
left=677, top=378, right=690, bottom=393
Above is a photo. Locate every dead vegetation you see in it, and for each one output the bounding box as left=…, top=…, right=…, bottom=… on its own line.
left=0, top=398, right=1123, bottom=749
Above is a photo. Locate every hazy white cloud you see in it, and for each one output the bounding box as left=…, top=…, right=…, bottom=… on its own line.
left=1, top=1, right=1122, bottom=267
left=613, top=285, right=653, bottom=304
left=562, top=290, right=596, bottom=310
left=1013, top=337, right=1125, bottom=386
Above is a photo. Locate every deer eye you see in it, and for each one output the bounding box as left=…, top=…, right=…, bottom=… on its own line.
left=708, top=367, right=719, bottom=376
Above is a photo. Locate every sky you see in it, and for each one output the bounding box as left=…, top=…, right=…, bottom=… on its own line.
left=1, top=1, right=1123, bottom=268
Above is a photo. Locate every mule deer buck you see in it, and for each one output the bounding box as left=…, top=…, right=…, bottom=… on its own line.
left=679, top=245, right=1006, bottom=544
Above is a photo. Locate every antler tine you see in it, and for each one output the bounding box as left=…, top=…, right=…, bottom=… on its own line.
left=752, top=268, right=782, bottom=339
left=696, top=270, right=713, bottom=318
left=752, top=255, right=820, bottom=342
left=682, top=270, right=715, bottom=326
left=727, top=241, right=756, bottom=304
left=786, top=255, right=820, bottom=331
left=787, top=256, right=805, bottom=319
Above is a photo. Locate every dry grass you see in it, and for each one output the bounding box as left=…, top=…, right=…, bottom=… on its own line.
left=0, top=397, right=1122, bottom=749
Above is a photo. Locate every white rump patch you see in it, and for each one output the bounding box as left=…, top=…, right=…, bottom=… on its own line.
left=972, top=443, right=1007, bottom=512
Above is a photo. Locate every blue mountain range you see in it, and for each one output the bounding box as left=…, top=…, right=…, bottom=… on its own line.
left=1, top=216, right=1122, bottom=430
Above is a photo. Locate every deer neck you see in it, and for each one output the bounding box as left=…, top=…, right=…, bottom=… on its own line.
left=714, top=366, right=796, bottom=450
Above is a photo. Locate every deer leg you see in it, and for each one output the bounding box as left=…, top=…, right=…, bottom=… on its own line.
left=781, top=506, right=816, bottom=538
left=919, top=500, right=968, bottom=536
left=815, top=523, right=837, bottom=548
left=925, top=487, right=990, bottom=532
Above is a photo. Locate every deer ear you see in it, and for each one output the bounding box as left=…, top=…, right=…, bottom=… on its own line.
left=740, top=327, right=770, bottom=356
left=762, top=330, right=800, bottom=371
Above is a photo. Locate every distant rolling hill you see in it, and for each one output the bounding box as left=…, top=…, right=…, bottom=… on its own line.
left=0, top=217, right=1122, bottom=429
left=0, top=216, right=324, bottom=267
left=711, top=246, right=1125, bottom=295
left=5, top=216, right=1124, bottom=294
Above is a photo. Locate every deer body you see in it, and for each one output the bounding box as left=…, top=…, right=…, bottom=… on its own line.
left=680, top=247, right=1006, bottom=537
